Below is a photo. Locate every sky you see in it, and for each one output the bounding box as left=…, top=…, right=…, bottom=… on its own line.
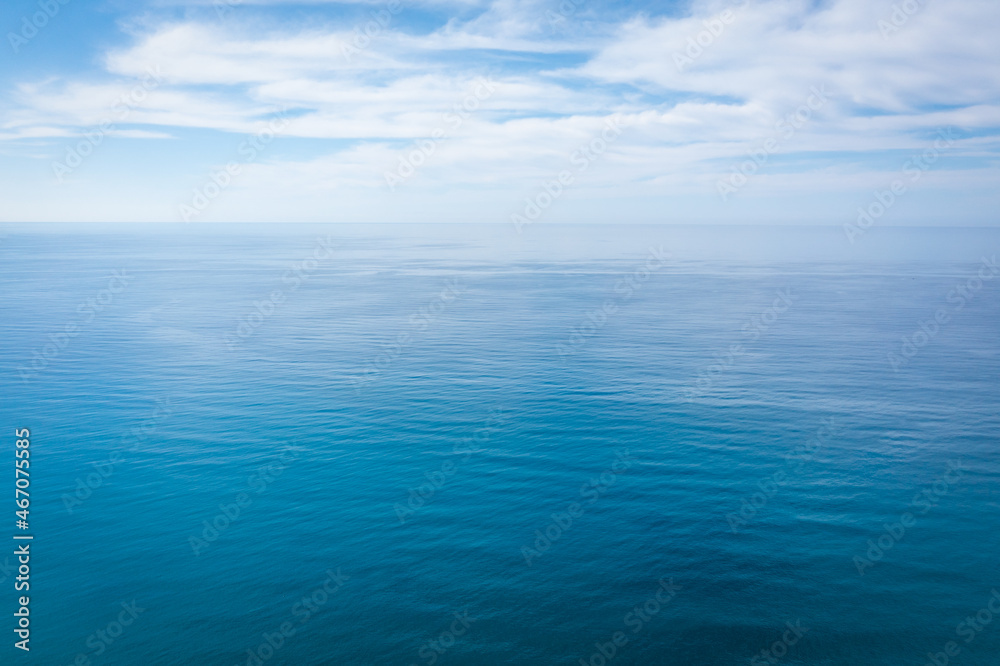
left=0, top=0, right=998, bottom=224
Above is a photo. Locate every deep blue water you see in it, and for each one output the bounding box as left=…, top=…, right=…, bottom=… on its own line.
left=1, top=226, right=998, bottom=665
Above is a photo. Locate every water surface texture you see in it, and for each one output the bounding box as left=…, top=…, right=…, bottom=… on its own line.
left=1, top=226, right=998, bottom=665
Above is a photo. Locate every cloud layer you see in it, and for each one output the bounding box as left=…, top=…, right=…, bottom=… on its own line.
left=2, top=0, right=999, bottom=223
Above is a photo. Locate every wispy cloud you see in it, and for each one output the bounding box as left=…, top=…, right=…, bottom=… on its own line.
left=1, top=0, right=998, bottom=222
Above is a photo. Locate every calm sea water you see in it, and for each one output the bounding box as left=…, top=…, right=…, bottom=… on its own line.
left=1, top=226, right=998, bottom=665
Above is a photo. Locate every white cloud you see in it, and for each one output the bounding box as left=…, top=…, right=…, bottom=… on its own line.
left=1, top=0, right=998, bottom=222
left=581, top=0, right=1000, bottom=112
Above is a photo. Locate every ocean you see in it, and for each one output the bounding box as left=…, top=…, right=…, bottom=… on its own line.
left=1, top=225, right=998, bottom=665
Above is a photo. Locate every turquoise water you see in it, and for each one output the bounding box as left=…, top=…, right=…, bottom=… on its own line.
left=1, top=227, right=998, bottom=665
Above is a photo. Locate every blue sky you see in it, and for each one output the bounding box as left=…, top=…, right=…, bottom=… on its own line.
left=0, top=0, right=998, bottom=224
